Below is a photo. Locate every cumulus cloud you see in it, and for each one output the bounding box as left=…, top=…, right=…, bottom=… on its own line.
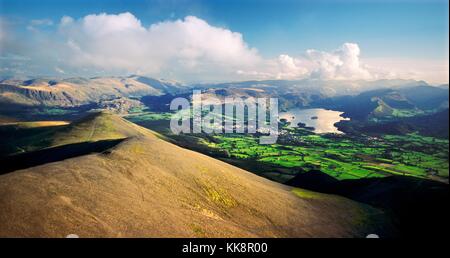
left=275, top=54, right=309, bottom=79
left=54, top=13, right=260, bottom=81
left=0, top=12, right=447, bottom=83
left=238, top=42, right=374, bottom=81
left=307, top=43, right=372, bottom=80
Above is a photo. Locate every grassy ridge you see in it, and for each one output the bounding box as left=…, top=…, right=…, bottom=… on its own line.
left=0, top=112, right=390, bottom=237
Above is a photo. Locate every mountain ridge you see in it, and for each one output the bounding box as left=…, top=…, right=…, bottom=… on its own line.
left=0, top=112, right=393, bottom=237
left=0, top=76, right=185, bottom=108
left=0, top=77, right=436, bottom=109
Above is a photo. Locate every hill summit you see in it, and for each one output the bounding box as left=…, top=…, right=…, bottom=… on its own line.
left=0, top=112, right=391, bottom=237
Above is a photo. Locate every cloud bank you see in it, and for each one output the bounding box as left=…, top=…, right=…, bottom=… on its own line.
left=57, top=13, right=260, bottom=81
left=0, top=12, right=447, bottom=83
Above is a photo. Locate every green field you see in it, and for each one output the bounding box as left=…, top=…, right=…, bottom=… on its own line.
left=125, top=111, right=173, bottom=122
left=200, top=129, right=448, bottom=181
left=127, top=111, right=448, bottom=182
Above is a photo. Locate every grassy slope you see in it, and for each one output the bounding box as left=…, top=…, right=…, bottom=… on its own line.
left=0, top=112, right=391, bottom=237
left=2, top=121, right=69, bottom=128
left=0, top=112, right=153, bottom=156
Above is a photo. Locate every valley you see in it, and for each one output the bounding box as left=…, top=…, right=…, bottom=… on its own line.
left=0, top=76, right=448, bottom=238
left=0, top=0, right=448, bottom=246
left=123, top=95, right=449, bottom=184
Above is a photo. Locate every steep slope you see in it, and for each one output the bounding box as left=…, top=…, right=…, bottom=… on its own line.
left=287, top=170, right=449, bottom=237
left=0, top=112, right=392, bottom=237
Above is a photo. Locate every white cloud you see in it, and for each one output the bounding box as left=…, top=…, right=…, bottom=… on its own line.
left=239, top=42, right=374, bottom=81
left=236, top=42, right=450, bottom=84
left=0, top=13, right=448, bottom=84
left=60, top=16, right=74, bottom=26
left=275, top=54, right=309, bottom=79
left=38, top=13, right=378, bottom=81
left=55, top=13, right=260, bottom=81
left=307, top=43, right=372, bottom=80
left=363, top=57, right=450, bottom=85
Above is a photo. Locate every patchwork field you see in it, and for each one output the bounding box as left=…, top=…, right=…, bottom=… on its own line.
left=206, top=131, right=448, bottom=182
left=125, top=112, right=449, bottom=184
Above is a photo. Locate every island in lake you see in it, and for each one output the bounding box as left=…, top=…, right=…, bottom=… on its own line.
left=280, top=108, right=350, bottom=134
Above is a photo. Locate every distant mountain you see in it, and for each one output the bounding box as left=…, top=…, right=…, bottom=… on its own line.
left=201, top=82, right=447, bottom=118
left=145, top=78, right=434, bottom=112
left=197, top=78, right=429, bottom=96
left=1, top=76, right=442, bottom=117
left=323, top=86, right=449, bottom=120
left=398, top=86, right=449, bottom=110
left=0, top=76, right=186, bottom=109
left=337, top=108, right=449, bottom=139
left=0, top=112, right=391, bottom=237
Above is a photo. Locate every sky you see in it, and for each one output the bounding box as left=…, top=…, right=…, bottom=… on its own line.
left=0, top=0, right=448, bottom=83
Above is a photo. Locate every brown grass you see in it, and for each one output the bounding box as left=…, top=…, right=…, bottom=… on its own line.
left=0, top=112, right=391, bottom=237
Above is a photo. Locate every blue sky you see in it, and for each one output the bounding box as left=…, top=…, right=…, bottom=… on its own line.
left=0, top=0, right=448, bottom=83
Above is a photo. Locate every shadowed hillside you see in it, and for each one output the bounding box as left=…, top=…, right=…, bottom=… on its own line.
left=0, top=112, right=393, bottom=237
left=0, top=111, right=151, bottom=157
left=287, top=170, right=449, bottom=238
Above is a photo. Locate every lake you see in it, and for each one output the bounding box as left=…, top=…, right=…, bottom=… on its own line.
left=279, top=108, right=350, bottom=134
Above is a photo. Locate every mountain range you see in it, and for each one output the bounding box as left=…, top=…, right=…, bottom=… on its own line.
left=0, top=75, right=185, bottom=108
left=1, top=76, right=444, bottom=109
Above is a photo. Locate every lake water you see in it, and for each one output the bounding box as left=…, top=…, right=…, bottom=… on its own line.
left=279, top=108, right=350, bottom=134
